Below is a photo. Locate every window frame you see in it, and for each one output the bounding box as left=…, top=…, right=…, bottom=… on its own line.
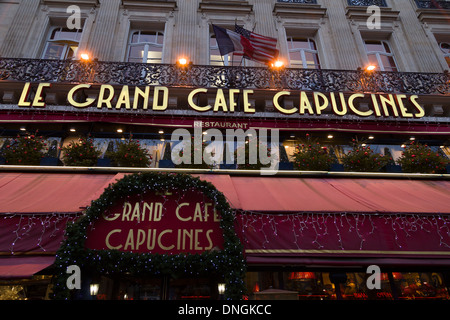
left=286, top=37, right=321, bottom=69
left=209, top=33, right=244, bottom=67
left=438, top=41, right=450, bottom=68
left=42, top=27, right=83, bottom=60
left=364, top=40, right=398, bottom=72
left=126, top=30, right=165, bottom=64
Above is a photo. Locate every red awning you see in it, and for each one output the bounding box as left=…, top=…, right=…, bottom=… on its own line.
left=0, top=173, right=121, bottom=214
left=227, top=177, right=450, bottom=214
left=0, top=256, right=55, bottom=279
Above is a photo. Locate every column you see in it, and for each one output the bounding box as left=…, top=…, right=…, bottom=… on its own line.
left=172, top=0, right=200, bottom=63
left=86, top=0, right=121, bottom=61
left=0, top=0, right=41, bottom=58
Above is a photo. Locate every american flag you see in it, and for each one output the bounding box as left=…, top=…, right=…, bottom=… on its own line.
left=234, top=25, right=279, bottom=65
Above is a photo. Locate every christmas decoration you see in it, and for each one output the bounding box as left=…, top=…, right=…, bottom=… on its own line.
left=292, top=134, right=333, bottom=171
left=61, top=137, right=101, bottom=166
left=396, top=141, right=449, bottom=174
left=52, top=173, right=246, bottom=300
left=106, top=138, right=152, bottom=167
left=342, top=140, right=390, bottom=172
left=0, top=133, right=47, bottom=165
left=235, top=138, right=272, bottom=170
left=174, top=137, right=214, bottom=169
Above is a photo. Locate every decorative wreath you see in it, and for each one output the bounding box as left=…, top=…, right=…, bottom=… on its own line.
left=52, top=172, right=246, bottom=300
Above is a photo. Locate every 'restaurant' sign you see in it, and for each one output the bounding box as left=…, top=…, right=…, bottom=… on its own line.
left=85, top=189, right=223, bottom=254
left=18, top=82, right=425, bottom=119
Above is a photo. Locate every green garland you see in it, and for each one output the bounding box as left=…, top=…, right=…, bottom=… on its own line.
left=52, top=172, right=246, bottom=300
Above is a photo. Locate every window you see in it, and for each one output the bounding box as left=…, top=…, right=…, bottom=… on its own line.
left=364, top=40, right=398, bottom=72
left=127, top=31, right=164, bottom=64
left=209, top=34, right=242, bottom=66
left=42, top=27, right=82, bottom=60
left=439, top=42, right=450, bottom=68
left=287, top=37, right=320, bottom=69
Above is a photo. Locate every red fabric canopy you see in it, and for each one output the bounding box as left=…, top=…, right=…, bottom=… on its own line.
left=0, top=173, right=120, bottom=214
left=227, top=177, right=450, bottom=214
left=0, top=256, right=55, bottom=279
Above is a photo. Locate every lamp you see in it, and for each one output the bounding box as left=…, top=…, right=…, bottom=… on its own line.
left=80, top=53, right=90, bottom=61
left=90, top=283, right=99, bottom=296
left=366, top=65, right=376, bottom=72
left=218, top=283, right=226, bottom=295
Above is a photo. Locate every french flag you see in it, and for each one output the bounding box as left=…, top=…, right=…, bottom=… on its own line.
left=212, top=25, right=279, bottom=65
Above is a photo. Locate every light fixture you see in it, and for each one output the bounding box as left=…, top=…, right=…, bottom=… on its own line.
left=117, top=128, right=123, bottom=133
left=90, top=283, right=99, bottom=296
left=440, top=145, right=445, bottom=149
left=70, top=128, right=76, bottom=132
left=19, top=126, right=26, bottom=131
left=218, top=283, right=226, bottom=295
left=80, top=53, right=90, bottom=61
left=271, top=60, right=284, bottom=69
left=401, top=144, right=406, bottom=148
left=361, top=143, right=367, bottom=147
left=366, top=65, right=376, bottom=72
left=158, top=130, right=164, bottom=134
left=368, top=135, right=374, bottom=140
left=409, top=137, right=415, bottom=141
left=327, top=134, right=334, bottom=139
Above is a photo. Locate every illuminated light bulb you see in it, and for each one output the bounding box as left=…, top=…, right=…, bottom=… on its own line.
left=366, top=65, right=376, bottom=71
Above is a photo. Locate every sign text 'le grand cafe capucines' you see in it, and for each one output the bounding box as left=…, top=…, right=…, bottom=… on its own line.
left=0, top=0, right=450, bottom=302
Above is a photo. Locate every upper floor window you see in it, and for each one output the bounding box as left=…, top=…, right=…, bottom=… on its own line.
left=42, top=27, right=82, bottom=60
left=364, top=40, right=398, bottom=72
left=127, top=31, right=164, bottom=64
left=439, top=42, right=450, bottom=68
left=209, top=35, right=242, bottom=66
left=287, top=37, right=320, bottom=69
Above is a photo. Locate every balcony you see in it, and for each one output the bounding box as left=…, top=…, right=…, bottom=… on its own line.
left=347, top=0, right=388, bottom=7
left=277, top=0, right=318, bottom=3
left=0, top=58, right=448, bottom=96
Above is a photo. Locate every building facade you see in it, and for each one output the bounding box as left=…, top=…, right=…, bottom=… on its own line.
left=0, top=0, right=449, bottom=301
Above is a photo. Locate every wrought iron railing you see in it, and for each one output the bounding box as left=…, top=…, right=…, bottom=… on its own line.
left=347, top=0, right=388, bottom=7
left=415, top=0, right=450, bottom=9
left=277, top=0, right=318, bottom=4
left=0, top=58, right=448, bottom=95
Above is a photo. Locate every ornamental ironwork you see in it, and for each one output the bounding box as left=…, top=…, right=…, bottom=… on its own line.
left=347, top=0, right=388, bottom=7
left=0, top=58, right=448, bottom=95
left=415, top=0, right=450, bottom=9
left=277, top=0, right=317, bottom=3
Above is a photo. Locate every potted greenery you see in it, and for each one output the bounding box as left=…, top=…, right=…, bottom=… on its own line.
left=293, top=134, right=333, bottom=171
left=173, top=136, right=214, bottom=169
left=61, top=136, right=101, bottom=166
left=396, top=142, right=449, bottom=174
left=235, top=138, right=276, bottom=170
left=1, top=133, right=47, bottom=165
left=342, top=140, right=390, bottom=172
left=107, top=138, right=152, bottom=167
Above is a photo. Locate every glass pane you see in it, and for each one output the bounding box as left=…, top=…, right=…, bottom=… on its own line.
left=55, top=28, right=81, bottom=41
left=289, top=38, right=310, bottom=50
left=342, top=273, right=393, bottom=300
left=440, top=42, right=450, bottom=54
left=393, top=272, right=450, bottom=300
left=128, top=45, right=145, bottom=63
left=367, top=54, right=379, bottom=69
left=43, top=43, right=65, bottom=60
left=66, top=45, right=78, bottom=59
left=147, top=49, right=162, bottom=63
left=365, top=40, right=384, bottom=52
left=305, top=51, right=320, bottom=69
left=289, top=51, right=303, bottom=68
left=131, top=32, right=140, bottom=43
left=380, top=54, right=397, bottom=72
left=156, top=32, right=164, bottom=45
left=140, top=32, right=157, bottom=44
left=168, top=278, right=213, bottom=300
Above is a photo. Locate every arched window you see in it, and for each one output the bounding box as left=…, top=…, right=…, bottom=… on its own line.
left=439, top=42, right=450, bottom=68
left=364, top=40, right=398, bottom=72
left=127, top=31, right=164, bottom=63
left=42, top=27, right=82, bottom=60
left=287, top=37, right=320, bottom=69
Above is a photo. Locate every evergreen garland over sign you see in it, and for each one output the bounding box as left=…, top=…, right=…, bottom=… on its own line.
left=52, top=172, right=246, bottom=300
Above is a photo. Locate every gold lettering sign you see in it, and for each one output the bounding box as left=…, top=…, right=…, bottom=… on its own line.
left=17, top=82, right=426, bottom=119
